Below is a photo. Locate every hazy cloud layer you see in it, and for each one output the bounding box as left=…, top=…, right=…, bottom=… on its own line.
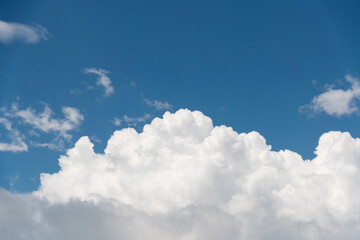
left=0, top=20, right=49, bottom=44
left=2, top=109, right=360, bottom=239
left=300, top=74, right=360, bottom=116
left=84, top=68, right=114, bottom=97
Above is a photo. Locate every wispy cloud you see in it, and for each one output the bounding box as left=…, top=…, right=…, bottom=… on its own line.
left=84, top=68, right=114, bottom=97
left=0, top=103, right=84, bottom=152
left=300, top=74, right=360, bottom=117
left=0, top=20, right=49, bottom=44
left=130, top=80, right=136, bottom=89
left=0, top=117, right=28, bottom=152
left=143, top=98, right=172, bottom=110
left=8, top=104, right=84, bottom=140
left=123, top=113, right=151, bottom=126
left=113, top=117, right=122, bottom=126
left=8, top=173, right=19, bottom=191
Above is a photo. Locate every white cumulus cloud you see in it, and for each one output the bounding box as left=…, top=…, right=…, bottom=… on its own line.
left=2, top=109, right=360, bottom=239
left=0, top=20, right=49, bottom=44
left=84, top=68, right=114, bottom=97
left=300, top=74, right=360, bottom=117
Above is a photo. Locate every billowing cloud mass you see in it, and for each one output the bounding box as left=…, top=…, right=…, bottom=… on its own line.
left=2, top=109, right=360, bottom=239
left=0, top=20, right=49, bottom=44
left=84, top=68, right=114, bottom=97
left=301, top=74, right=360, bottom=116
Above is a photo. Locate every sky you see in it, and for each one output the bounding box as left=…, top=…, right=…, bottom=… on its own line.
left=1, top=0, right=360, bottom=239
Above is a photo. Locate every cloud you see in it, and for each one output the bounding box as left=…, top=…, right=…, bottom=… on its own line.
left=3, top=109, right=360, bottom=239
left=0, top=190, right=239, bottom=240
left=0, top=20, right=49, bottom=44
left=7, top=173, right=19, bottom=191
left=130, top=80, right=136, bottom=88
left=300, top=74, right=360, bottom=117
left=0, top=117, right=28, bottom=152
left=9, top=105, right=84, bottom=140
left=112, top=114, right=151, bottom=127
left=123, top=113, right=151, bottom=126
left=143, top=98, right=172, bottom=110
left=29, top=141, right=61, bottom=151
left=113, top=117, right=122, bottom=126
left=84, top=68, right=114, bottom=97
left=0, top=103, right=84, bottom=151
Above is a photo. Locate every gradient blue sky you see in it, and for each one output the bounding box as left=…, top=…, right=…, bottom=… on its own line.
left=1, top=0, right=360, bottom=192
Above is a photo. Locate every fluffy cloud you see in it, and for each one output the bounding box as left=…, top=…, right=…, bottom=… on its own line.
left=300, top=74, right=360, bottom=116
left=84, top=68, right=114, bottom=97
left=0, top=20, right=49, bottom=44
left=2, top=109, right=360, bottom=239
left=143, top=98, right=172, bottom=110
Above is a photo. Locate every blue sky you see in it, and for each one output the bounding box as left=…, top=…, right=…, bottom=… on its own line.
left=4, top=1, right=360, bottom=239
left=1, top=0, right=360, bottom=194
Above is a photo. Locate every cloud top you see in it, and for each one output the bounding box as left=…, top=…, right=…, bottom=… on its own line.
left=0, top=20, right=49, bottom=44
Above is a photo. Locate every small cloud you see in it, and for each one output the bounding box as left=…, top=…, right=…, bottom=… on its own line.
left=8, top=173, right=19, bottom=191
left=0, top=117, right=28, bottom=152
left=123, top=113, right=151, bottom=126
left=70, top=88, right=83, bottom=95
left=130, top=80, right=136, bottom=89
left=84, top=68, right=114, bottom=97
left=1, top=103, right=84, bottom=152
left=218, top=106, right=228, bottom=112
left=113, top=117, right=122, bottom=126
left=143, top=98, right=172, bottom=110
left=29, top=141, right=63, bottom=151
left=0, top=20, right=49, bottom=44
left=90, top=135, right=101, bottom=144
left=10, top=105, right=84, bottom=139
left=300, top=74, right=360, bottom=117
